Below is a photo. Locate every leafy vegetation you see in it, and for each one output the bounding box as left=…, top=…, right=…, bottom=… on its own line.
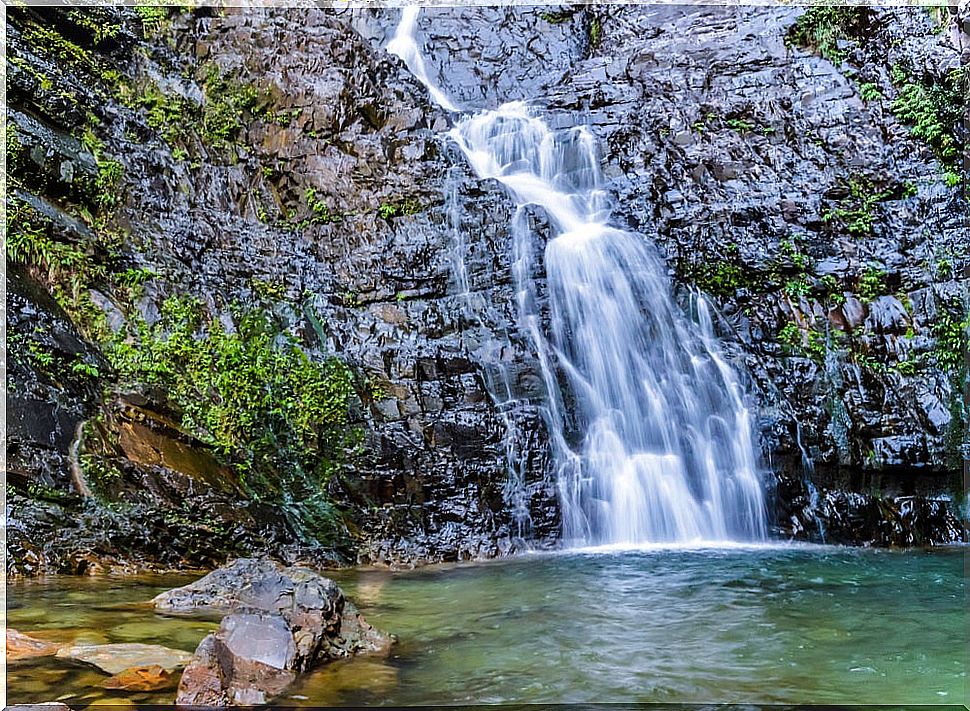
left=787, top=6, right=870, bottom=64
left=858, top=82, right=882, bottom=102
left=377, top=198, right=422, bottom=220
left=783, top=274, right=813, bottom=299
left=779, top=321, right=827, bottom=362
left=133, top=5, right=169, bottom=38
left=6, top=199, right=111, bottom=339
left=79, top=121, right=125, bottom=217
left=726, top=118, right=754, bottom=133
left=130, top=82, right=197, bottom=157
left=943, top=170, right=962, bottom=188
left=891, top=66, right=966, bottom=172
left=540, top=8, right=577, bottom=24
left=588, top=13, right=603, bottom=48
left=780, top=238, right=812, bottom=271
left=128, top=64, right=276, bottom=160
left=281, top=189, right=340, bottom=230
left=106, top=297, right=359, bottom=506
left=932, top=300, right=970, bottom=371
left=250, top=277, right=287, bottom=301
left=305, top=188, right=336, bottom=224
left=200, top=64, right=266, bottom=148
left=820, top=274, right=846, bottom=305
left=66, top=8, right=122, bottom=45
left=822, top=175, right=892, bottom=236
left=856, top=264, right=887, bottom=303
left=677, top=252, right=756, bottom=299
left=17, top=15, right=124, bottom=97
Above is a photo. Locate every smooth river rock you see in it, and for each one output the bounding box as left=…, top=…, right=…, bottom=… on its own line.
left=7, top=629, right=61, bottom=661
left=54, top=642, right=193, bottom=675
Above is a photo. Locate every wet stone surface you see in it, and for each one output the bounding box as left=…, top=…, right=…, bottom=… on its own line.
left=5, top=4, right=967, bottom=577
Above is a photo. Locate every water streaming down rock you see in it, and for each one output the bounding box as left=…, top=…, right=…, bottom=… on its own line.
left=386, top=6, right=461, bottom=113
left=389, top=10, right=768, bottom=545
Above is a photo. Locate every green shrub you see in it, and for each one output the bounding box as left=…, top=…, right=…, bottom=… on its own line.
left=859, top=82, right=882, bottom=101
left=820, top=274, right=846, bottom=305
left=679, top=259, right=751, bottom=299
left=932, top=301, right=970, bottom=371
left=377, top=198, right=422, bottom=221
left=306, top=188, right=335, bottom=224
left=853, top=351, right=887, bottom=373
left=943, top=171, right=962, bottom=188
left=780, top=238, right=812, bottom=271
left=857, top=265, right=887, bottom=302
left=787, top=7, right=870, bottom=63
left=200, top=64, right=265, bottom=148
left=822, top=175, right=891, bottom=236
left=779, top=321, right=826, bottom=362
left=106, top=297, right=358, bottom=501
left=133, top=5, right=168, bottom=38
left=895, top=358, right=918, bottom=376
left=892, top=67, right=966, bottom=171
left=726, top=118, right=754, bottom=133
left=6, top=201, right=88, bottom=283
left=784, top=275, right=813, bottom=298
left=540, top=9, right=576, bottom=24
left=588, top=16, right=603, bottom=47
left=132, top=83, right=198, bottom=155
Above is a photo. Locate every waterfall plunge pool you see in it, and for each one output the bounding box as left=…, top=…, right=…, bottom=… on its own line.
left=7, top=544, right=966, bottom=706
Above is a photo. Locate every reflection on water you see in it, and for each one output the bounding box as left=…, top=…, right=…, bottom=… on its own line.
left=7, top=546, right=967, bottom=706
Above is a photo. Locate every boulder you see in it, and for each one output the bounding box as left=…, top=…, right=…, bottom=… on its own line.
left=158, top=558, right=391, bottom=705
left=54, top=642, right=192, bottom=675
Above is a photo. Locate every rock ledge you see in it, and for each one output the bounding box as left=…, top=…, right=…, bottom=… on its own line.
left=155, top=558, right=390, bottom=706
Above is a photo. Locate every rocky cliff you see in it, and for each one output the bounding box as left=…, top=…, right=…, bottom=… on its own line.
left=6, top=5, right=967, bottom=576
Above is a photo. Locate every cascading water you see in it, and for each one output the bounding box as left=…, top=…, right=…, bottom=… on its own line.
left=389, top=9, right=768, bottom=545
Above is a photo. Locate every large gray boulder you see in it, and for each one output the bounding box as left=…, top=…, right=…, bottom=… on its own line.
left=155, top=558, right=391, bottom=705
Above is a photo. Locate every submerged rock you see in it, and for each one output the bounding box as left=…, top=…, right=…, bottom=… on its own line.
left=159, top=558, right=391, bottom=705
left=6, top=629, right=61, bottom=661
left=54, top=642, right=192, bottom=675
left=102, top=664, right=174, bottom=692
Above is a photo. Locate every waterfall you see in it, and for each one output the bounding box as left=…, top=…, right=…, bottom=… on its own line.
left=389, top=9, right=767, bottom=545
left=386, top=6, right=461, bottom=113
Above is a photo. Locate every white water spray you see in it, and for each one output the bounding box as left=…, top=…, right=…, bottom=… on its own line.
left=389, top=10, right=767, bottom=545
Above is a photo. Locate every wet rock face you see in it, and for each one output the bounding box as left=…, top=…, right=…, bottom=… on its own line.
left=559, top=4, right=968, bottom=488
left=7, top=5, right=559, bottom=573
left=6, top=3, right=965, bottom=571
left=6, top=265, right=101, bottom=495
left=778, top=488, right=965, bottom=546
left=159, top=559, right=391, bottom=705
left=175, top=8, right=561, bottom=563
left=398, top=3, right=966, bottom=541
left=359, top=6, right=590, bottom=112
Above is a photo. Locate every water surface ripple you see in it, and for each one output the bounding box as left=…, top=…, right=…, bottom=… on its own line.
left=8, top=547, right=965, bottom=706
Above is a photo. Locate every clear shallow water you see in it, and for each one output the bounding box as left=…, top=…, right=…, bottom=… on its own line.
left=6, top=546, right=967, bottom=706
